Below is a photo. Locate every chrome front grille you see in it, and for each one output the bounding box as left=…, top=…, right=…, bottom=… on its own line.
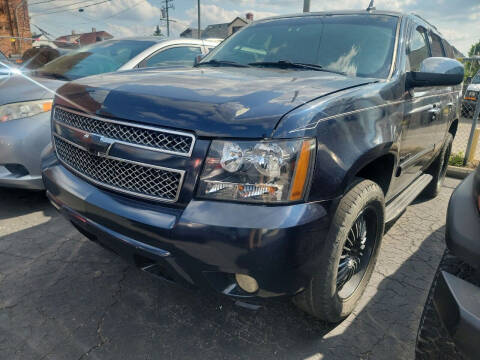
left=54, top=136, right=183, bottom=202
left=53, top=106, right=195, bottom=156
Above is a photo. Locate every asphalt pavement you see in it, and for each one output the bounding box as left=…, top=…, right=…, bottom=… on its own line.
left=0, top=178, right=461, bottom=360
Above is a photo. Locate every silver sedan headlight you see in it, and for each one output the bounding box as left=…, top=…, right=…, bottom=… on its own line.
left=197, top=138, right=316, bottom=203
left=0, top=99, right=53, bottom=123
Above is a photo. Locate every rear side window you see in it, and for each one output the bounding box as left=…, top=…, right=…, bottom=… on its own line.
left=429, top=33, right=445, bottom=57
left=408, top=27, right=430, bottom=71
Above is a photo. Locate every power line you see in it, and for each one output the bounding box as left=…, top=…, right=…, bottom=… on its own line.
left=30, top=0, right=85, bottom=6
left=31, top=0, right=112, bottom=17
left=31, top=0, right=99, bottom=14
left=31, top=0, right=148, bottom=39
left=100, top=0, right=144, bottom=21
left=66, top=0, right=146, bottom=28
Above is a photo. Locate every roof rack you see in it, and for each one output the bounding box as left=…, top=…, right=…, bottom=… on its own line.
left=411, top=13, right=438, bottom=31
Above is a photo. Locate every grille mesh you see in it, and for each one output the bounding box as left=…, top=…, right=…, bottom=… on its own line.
left=54, top=107, right=193, bottom=155
left=54, top=137, right=182, bottom=201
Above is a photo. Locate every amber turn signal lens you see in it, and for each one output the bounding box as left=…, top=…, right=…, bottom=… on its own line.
left=43, top=101, right=53, bottom=112
left=289, top=139, right=314, bottom=201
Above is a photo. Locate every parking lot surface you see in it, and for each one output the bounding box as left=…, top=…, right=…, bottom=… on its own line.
left=0, top=178, right=460, bottom=360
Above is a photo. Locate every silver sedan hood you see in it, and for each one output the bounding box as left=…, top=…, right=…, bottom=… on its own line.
left=0, top=74, right=65, bottom=106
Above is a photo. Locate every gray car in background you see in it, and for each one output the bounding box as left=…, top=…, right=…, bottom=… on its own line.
left=0, top=37, right=220, bottom=190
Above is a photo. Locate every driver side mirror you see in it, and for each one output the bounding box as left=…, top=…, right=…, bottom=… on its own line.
left=406, top=57, right=464, bottom=88
left=194, top=55, right=203, bottom=67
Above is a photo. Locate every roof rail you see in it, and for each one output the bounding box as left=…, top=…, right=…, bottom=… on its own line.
left=411, top=13, right=438, bottom=31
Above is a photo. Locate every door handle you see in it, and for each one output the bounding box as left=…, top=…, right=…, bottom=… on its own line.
left=429, top=106, right=441, bottom=122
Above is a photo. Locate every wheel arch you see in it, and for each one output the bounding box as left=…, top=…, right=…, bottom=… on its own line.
left=342, top=145, right=397, bottom=197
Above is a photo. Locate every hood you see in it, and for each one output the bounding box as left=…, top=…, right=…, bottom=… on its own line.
left=0, top=74, right=65, bottom=106
left=56, top=67, right=374, bottom=138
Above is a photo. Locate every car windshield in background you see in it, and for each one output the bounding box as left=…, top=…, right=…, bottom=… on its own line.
left=202, top=14, right=399, bottom=79
left=35, top=40, right=156, bottom=80
left=471, top=72, right=480, bottom=84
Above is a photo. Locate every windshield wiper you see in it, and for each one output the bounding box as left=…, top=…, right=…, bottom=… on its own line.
left=195, top=59, right=250, bottom=68
left=249, top=60, right=347, bottom=75
left=249, top=60, right=323, bottom=70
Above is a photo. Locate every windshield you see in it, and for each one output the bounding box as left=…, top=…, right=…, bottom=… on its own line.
left=36, top=40, right=155, bottom=80
left=202, top=15, right=398, bottom=79
left=472, top=71, right=480, bottom=84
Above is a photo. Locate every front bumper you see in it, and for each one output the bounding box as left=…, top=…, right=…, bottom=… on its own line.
left=42, top=160, right=332, bottom=299
left=462, top=99, right=478, bottom=114
left=0, top=111, right=51, bottom=190
left=446, top=172, right=480, bottom=267
left=434, top=271, right=480, bottom=359
left=440, top=171, right=480, bottom=359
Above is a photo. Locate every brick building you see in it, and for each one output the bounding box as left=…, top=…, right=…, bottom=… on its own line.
left=0, top=0, right=31, bottom=57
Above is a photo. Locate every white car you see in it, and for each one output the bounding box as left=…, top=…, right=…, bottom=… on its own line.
left=122, top=37, right=221, bottom=69
left=462, top=70, right=480, bottom=118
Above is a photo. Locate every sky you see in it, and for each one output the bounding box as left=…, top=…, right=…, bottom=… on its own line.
left=28, top=0, right=480, bottom=55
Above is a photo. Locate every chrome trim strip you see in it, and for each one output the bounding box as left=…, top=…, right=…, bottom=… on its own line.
left=289, top=90, right=462, bottom=133
left=289, top=100, right=405, bottom=133
left=399, top=144, right=435, bottom=171
left=53, top=133, right=185, bottom=203
left=54, top=105, right=196, bottom=157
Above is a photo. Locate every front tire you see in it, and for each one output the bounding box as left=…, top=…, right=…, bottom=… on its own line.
left=293, top=179, right=385, bottom=322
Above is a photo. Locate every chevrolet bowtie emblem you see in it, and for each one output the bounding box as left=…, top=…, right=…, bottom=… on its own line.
left=82, top=133, right=114, bottom=156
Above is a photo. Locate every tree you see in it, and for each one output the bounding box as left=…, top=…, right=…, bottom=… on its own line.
left=153, top=25, right=163, bottom=37
left=465, top=40, right=480, bottom=80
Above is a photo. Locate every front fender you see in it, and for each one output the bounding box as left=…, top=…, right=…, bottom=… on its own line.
left=273, top=82, right=403, bottom=201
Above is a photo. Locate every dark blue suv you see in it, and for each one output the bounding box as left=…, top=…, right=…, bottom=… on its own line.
left=42, top=10, right=464, bottom=321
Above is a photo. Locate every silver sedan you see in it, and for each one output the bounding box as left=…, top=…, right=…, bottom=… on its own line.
left=0, top=37, right=220, bottom=190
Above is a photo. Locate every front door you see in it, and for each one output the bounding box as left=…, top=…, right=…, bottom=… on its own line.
left=396, top=24, right=441, bottom=192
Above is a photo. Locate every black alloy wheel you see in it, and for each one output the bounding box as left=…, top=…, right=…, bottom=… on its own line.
left=337, top=207, right=377, bottom=299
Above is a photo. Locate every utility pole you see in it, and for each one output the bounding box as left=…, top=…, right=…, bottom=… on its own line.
left=161, top=0, right=174, bottom=37
left=303, top=0, right=310, bottom=12
left=197, top=0, right=200, bottom=39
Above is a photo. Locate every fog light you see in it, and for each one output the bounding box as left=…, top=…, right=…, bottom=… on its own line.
left=235, top=273, right=259, bottom=293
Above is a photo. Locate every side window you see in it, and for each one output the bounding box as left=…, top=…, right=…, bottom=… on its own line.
left=429, top=32, right=445, bottom=57
left=408, top=27, right=430, bottom=72
left=141, top=46, right=203, bottom=68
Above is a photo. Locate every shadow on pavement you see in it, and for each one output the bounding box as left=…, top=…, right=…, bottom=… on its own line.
left=0, top=188, right=51, bottom=220
left=0, top=209, right=445, bottom=360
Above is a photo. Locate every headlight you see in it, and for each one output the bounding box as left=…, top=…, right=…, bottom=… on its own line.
left=197, top=138, right=316, bottom=203
left=0, top=99, right=53, bottom=123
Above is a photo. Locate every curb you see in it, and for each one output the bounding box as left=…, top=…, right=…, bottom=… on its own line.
left=447, top=165, right=474, bottom=179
